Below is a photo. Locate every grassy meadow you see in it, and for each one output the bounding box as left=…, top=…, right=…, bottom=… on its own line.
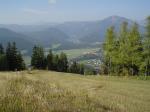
left=0, top=71, right=150, bottom=112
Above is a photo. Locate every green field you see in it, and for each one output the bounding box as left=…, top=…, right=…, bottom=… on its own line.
left=54, top=47, right=100, bottom=59
left=0, top=71, right=150, bottom=112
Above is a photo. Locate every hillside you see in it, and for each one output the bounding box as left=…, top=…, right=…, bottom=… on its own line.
left=25, top=28, right=70, bottom=47
left=0, top=28, right=33, bottom=50
left=0, top=71, right=150, bottom=112
left=55, top=16, right=145, bottom=43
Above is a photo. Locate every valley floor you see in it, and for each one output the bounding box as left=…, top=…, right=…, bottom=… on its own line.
left=0, top=71, right=150, bottom=112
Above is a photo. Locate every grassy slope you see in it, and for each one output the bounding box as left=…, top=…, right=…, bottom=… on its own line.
left=0, top=71, right=150, bottom=112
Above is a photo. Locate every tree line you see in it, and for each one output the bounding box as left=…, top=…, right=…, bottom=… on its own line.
left=0, top=43, right=85, bottom=74
left=0, top=42, right=96, bottom=75
left=0, top=42, right=25, bottom=71
left=102, top=16, right=150, bottom=76
left=31, top=45, right=89, bottom=75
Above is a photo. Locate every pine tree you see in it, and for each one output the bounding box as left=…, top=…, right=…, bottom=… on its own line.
left=16, top=51, right=26, bottom=70
left=6, top=42, right=25, bottom=71
left=6, top=42, right=18, bottom=71
left=31, top=45, right=46, bottom=69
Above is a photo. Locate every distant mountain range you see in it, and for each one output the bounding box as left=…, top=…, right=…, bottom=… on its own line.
left=0, top=16, right=145, bottom=50
left=0, top=28, right=33, bottom=50
left=55, top=16, right=145, bottom=43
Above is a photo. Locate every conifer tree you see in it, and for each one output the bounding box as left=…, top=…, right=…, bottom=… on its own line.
left=6, top=42, right=25, bottom=71
left=31, top=45, right=46, bottom=69
left=16, top=51, right=26, bottom=70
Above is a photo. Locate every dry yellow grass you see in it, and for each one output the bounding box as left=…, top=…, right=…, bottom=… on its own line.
left=0, top=71, right=150, bottom=112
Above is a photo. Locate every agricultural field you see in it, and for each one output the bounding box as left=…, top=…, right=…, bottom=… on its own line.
left=53, top=47, right=100, bottom=59
left=0, top=71, right=150, bottom=112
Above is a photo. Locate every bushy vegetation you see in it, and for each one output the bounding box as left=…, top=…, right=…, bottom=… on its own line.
left=102, top=17, right=150, bottom=76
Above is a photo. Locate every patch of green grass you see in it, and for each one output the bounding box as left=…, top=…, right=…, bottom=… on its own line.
left=0, top=71, right=150, bottom=112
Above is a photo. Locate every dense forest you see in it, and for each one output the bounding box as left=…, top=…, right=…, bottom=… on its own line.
left=102, top=16, right=150, bottom=76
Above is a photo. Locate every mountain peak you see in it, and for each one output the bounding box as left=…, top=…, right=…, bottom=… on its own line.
left=106, top=15, right=128, bottom=21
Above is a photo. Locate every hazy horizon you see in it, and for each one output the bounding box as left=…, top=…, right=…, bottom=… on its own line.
left=0, top=0, right=150, bottom=25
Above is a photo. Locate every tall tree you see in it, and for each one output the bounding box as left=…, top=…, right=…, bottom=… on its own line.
left=6, top=42, right=25, bottom=71
left=127, top=23, right=142, bottom=75
left=141, top=16, right=150, bottom=76
left=103, top=26, right=116, bottom=75
left=117, top=22, right=129, bottom=75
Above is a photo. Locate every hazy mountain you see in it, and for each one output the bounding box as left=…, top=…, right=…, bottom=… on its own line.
left=25, top=28, right=70, bottom=47
left=0, top=28, right=33, bottom=50
left=0, top=23, right=58, bottom=33
left=55, top=16, right=145, bottom=43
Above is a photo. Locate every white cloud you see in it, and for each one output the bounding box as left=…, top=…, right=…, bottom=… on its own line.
left=48, top=0, right=57, bottom=4
left=23, top=9, right=48, bottom=15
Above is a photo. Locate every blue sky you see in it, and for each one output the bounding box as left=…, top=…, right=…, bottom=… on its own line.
left=0, top=0, right=150, bottom=24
